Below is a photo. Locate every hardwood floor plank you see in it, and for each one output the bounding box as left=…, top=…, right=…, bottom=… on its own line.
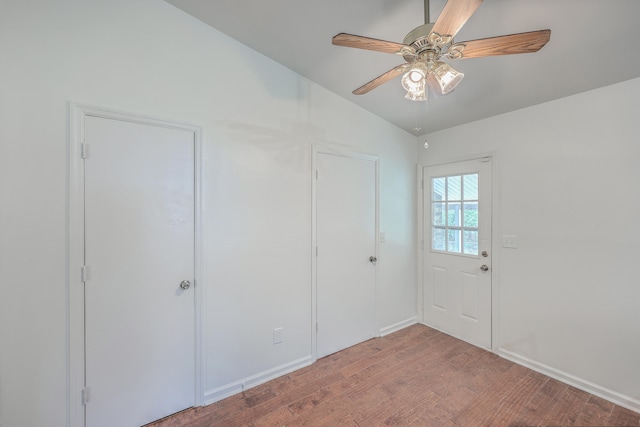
left=147, top=324, right=639, bottom=427
left=574, top=394, right=616, bottom=426
left=607, top=405, right=640, bottom=426
left=248, top=405, right=294, bottom=426
left=509, top=376, right=568, bottom=426
left=453, top=363, right=525, bottom=419
left=539, top=385, right=591, bottom=426
left=482, top=371, right=549, bottom=426
left=382, top=390, right=440, bottom=426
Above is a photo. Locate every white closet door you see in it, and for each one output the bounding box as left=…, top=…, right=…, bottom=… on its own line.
left=316, top=152, right=377, bottom=358
left=84, top=115, right=195, bottom=427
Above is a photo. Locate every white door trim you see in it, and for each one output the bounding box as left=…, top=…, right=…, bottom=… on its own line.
left=311, top=145, right=380, bottom=360
left=67, top=103, right=205, bottom=427
left=419, top=154, right=498, bottom=351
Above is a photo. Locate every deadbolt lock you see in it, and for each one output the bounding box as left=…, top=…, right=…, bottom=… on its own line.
left=180, top=280, right=191, bottom=290
left=481, top=251, right=488, bottom=257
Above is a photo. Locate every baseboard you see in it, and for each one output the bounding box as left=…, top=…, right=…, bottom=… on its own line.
left=499, top=348, right=640, bottom=414
left=379, top=316, right=418, bottom=337
left=203, top=355, right=314, bottom=406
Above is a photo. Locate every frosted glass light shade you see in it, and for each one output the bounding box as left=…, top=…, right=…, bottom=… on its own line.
left=428, top=61, right=464, bottom=95
left=401, top=62, right=428, bottom=102
left=401, top=69, right=426, bottom=92
left=405, top=88, right=427, bottom=101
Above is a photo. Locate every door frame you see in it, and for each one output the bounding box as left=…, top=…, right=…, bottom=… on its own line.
left=418, top=153, right=499, bottom=351
left=311, top=145, right=380, bottom=360
left=67, top=103, right=205, bottom=427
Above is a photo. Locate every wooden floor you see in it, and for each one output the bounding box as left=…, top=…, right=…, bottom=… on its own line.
left=149, top=324, right=640, bottom=426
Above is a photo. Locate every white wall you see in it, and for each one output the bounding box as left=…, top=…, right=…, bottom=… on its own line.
left=0, top=1, right=417, bottom=426
left=419, top=77, right=640, bottom=410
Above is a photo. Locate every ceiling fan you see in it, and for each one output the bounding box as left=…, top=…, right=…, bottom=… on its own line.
left=332, top=0, right=551, bottom=101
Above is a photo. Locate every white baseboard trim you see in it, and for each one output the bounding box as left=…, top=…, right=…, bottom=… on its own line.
left=203, top=355, right=314, bottom=406
left=499, top=348, right=640, bottom=414
left=379, top=317, right=418, bottom=337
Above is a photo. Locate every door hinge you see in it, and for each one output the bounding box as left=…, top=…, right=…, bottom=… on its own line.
left=315, top=246, right=318, bottom=257
left=316, top=322, right=318, bottom=333
left=421, top=179, right=424, bottom=189
left=82, top=387, right=90, bottom=405
left=315, top=169, right=318, bottom=180
left=81, top=143, right=88, bottom=159
left=81, top=265, right=89, bottom=282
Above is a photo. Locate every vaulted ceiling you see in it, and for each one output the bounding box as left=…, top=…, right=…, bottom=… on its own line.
left=165, top=0, right=640, bottom=134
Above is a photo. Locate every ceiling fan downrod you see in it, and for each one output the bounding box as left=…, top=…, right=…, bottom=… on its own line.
left=424, top=0, right=430, bottom=25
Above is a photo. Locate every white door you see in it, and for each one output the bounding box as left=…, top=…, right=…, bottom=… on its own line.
left=316, top=152, right=377, bottom=358
left=84, top=116, right=195, bottom=427
left=423, top=158, right=492, bottom=348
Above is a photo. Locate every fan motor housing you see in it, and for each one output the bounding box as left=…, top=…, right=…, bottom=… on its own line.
left=403, top=23, right=438, bottom=62
left=405, top=24, right=435, bottom=45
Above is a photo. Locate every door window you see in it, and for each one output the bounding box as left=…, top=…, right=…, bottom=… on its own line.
left=432, top=173, right=478, bottom=255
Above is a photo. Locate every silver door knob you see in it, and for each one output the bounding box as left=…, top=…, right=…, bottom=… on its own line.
left=180, top=280, right=191, bottom=290
left=480, top=265, right=489, bottom=272
left=369, top=256, right=377, bottom=263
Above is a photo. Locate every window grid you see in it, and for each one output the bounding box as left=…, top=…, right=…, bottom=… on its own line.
left=432, top=173, right=479, bottom=256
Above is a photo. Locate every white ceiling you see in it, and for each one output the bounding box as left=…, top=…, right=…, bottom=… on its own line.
left=165, top=0, right=640, bottom=135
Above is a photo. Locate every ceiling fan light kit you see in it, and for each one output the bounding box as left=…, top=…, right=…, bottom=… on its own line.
left=401, top=61, right=428, bottom=100
left=332, top=0, right=550, bottom=102
left=430, top=61, right=464, bottom=95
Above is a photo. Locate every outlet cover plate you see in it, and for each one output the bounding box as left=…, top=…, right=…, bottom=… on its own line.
left=273, top=327, right=283, bottom=344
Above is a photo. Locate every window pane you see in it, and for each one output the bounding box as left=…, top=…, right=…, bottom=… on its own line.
left=447, top=203, right=461, bottom=226
left=447, top=175, right=461, bottom=201
left=464, top=174, right=478, bottom=200
left=447, top=229, right=461, bottom=253
left=433, top=228, right=446, bottom=251
left=432, top=177, right=445, bottom=201
left=463, top=230, right=478, bottom=255
left=463, top=202, right=478, bottom=227
left=432, top=203, right=445, bottom=226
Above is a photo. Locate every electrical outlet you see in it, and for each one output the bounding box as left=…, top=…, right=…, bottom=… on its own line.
left=273, top=327, right=283, bottom=344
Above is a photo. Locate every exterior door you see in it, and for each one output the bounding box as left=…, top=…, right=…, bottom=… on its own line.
left=84, top=115, right=195, bottom=426
left=316, top=152, right=377, bottom=358
left=422, top=158, right=492, bottom=348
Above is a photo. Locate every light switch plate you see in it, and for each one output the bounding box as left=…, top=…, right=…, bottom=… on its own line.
left=502, top=235, right=518, bottom=249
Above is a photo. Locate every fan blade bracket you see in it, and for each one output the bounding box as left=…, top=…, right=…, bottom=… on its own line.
left=446, top=43, right=466, bottom=59
left=427, top=31, right=454, bottom=48
left=431, top=0, right=483, bottom=41
left=397, top=45, right=417, bottom=58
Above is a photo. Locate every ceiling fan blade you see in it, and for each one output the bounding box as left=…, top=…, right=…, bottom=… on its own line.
left=333, top=33, right=412, bottom=55
left=353, top=64, right=410, bottom=95
left=431, top=0, right=483, bottom=40
left=453, top=29, right=551, bottom=59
